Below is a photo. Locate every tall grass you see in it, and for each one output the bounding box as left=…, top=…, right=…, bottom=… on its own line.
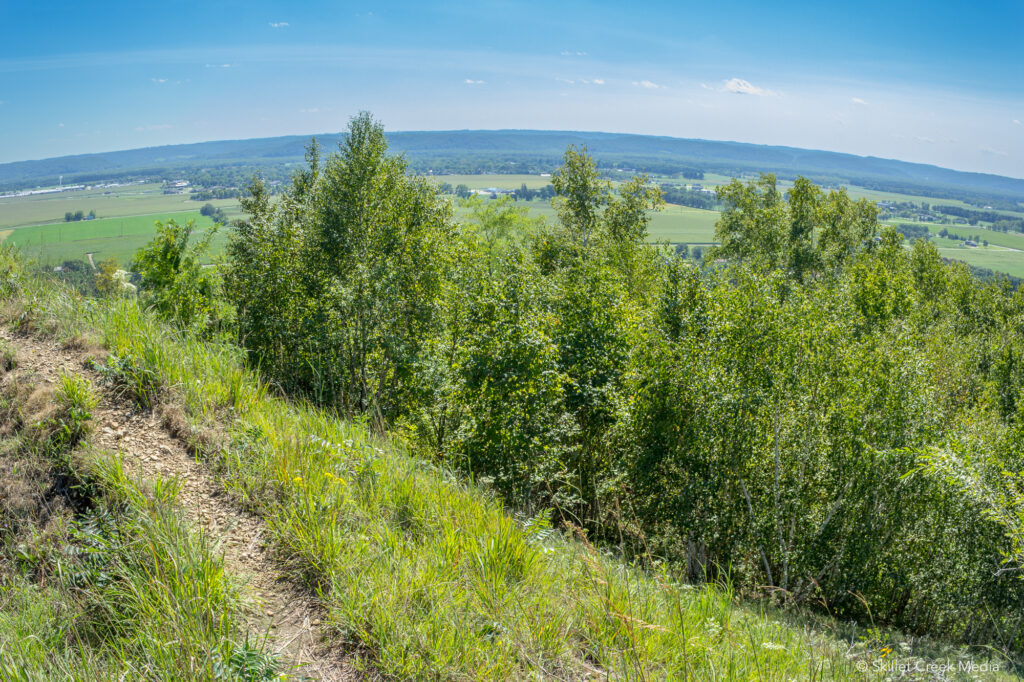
left=0, top=321, right=278, bottom=680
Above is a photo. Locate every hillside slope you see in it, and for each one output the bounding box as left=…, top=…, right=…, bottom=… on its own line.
left=4, top=248, right=994, bottom=679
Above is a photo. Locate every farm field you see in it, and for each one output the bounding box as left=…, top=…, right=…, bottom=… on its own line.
left=430, top=174, right=552, bottom=190
left=4, top=172, right=1024, bottom=277
left=492, top=200, right=721, bottom=245
left=0, top=182, right=240, bottom=229
left=2, top=210, right=228, bottom=265
left=936, top=244, right=1024, bottom=277
left=920, top=223, right=1024, bottom=251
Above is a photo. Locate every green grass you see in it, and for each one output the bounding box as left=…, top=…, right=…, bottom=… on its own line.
left=2, top=211, right=229, bottom=266
left=936, top=245, right=1024, bottom=277
left=504, top=200, right=722, bottom=245
left=917, top=223, right=1024, bottom=251
left=4, top=248, right=1013, bottom=680
left=0, top=182, right=240, bottom=230
left=0, top=356, right=277, bottom=680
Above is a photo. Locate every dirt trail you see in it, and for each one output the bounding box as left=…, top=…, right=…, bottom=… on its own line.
left=3, top=329, right=356, bottom=681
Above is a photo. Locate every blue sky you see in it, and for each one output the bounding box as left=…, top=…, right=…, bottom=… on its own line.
left=1, top=0, right=1022, bottom=177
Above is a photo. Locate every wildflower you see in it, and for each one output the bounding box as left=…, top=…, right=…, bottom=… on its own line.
left=761, top=642, right=785, bottom=651
left=293, top=476, right=302, bottom=484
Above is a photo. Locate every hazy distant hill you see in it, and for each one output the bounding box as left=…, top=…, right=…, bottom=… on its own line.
left=2, top=130, right=1022, bottom=205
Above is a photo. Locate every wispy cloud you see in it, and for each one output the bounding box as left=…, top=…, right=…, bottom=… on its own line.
left=916, top=136, right=935, bottom=143
left=151, top=77, right=167, bottom=84
left=205, top=63, right=232, bottom=68
left=134, top=123, right=173, bottom=132
left=268, top=21, right=289, bottom=28
left=981, top=146, right=1008, bottom=157
left=723, top=78, right=773, bottom=96
left=1014, top=119, right=1022, bottom=126
left=851, top=97, right=867, bottom=105
left=464, top=78, right=485, bottom=85
left=299, top=107, right=320, bottom=113
left=58, top=123, right=64, bottom=128
left=560, top=50, right=588, bottom=56
left=558, top=77, right=605, bottom=86
left=633, top=80, right=663, bottom=89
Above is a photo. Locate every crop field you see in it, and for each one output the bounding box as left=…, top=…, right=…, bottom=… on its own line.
left=0, top=182, right=240, bottom=229
left=936, top=244, right=1024, bottom=277
left=503, top=200, right=720, bottom=245
left=919, top=224, right=1024, bottom=251
left=2, top=210, right=228, bottom=265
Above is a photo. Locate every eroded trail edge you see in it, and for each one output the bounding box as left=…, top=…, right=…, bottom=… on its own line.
left=4, top=329, right=356, bottom=681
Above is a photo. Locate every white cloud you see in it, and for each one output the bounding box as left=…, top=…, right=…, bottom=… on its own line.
left=205, top=63, right=232, bottom=68
left=851, top=97, right=867, bottom=105
left=464, top=79, right=485, bottom=85
left=591, top=78, right=604, bottom=85
left=981, top=146, right=1008, bottom=157
left=58, top=123, right=64, bottom=127
left=151, top=77, right=167, bottom=84
left=134, top=124, right=173, bottom=132
left=633, top=80, right=663, bottom=89
left=269, top=21, right=289, bottom=28
left=915, top=136, right=935, bottom=143
left=723, top=78, right=772, bottom=96
left=1014, top=119, right=1022, bottom=125
left=560, top=50, right=587, bottom=56
left=700, top=83, right=713, bottom=90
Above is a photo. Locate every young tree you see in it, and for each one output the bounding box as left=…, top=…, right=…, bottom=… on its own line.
left=132, top=219, right=227, bottom=333
left=228, top=112, right=455, bottom=420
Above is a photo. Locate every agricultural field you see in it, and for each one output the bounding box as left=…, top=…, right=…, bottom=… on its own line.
left=511, top=200, right=720, bottom=244
left=935, top=244, right=1024, bottom=277
left=1, top=210, right=232, bottom=266
left=0, top=182, right=240, bottom=229
left=429, top=173, right=553, bottom=190
left=3, top=172, right=1024, bottom=277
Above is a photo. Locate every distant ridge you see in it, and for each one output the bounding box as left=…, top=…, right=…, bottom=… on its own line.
left=2, top=129, right=1022, bottom=204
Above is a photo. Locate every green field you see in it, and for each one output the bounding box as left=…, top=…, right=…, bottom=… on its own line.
left=501, top=200, right=721, bottom=245
left=0, top=182, right=239, bottom=229
left=4, top=172, right=1024, bottom=277
left=2, top=210, right=228, bottom=265
left=936, top=244, right=1024, bottom=277
left=430, top=174, right=553, bottom=190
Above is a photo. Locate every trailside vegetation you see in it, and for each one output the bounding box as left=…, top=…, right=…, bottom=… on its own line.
left=135, top=113, right=1024, bottom=660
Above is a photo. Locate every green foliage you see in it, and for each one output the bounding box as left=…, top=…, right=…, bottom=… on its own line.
left=3, top=243, right=1017, bottom=679
left=710, top=173, right=877, bottom=279
left=218, top=132, right=1024, bottom=653
left=227, top=113, right=455, bottom=419
left=131, top=219, right=230, bottom=334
